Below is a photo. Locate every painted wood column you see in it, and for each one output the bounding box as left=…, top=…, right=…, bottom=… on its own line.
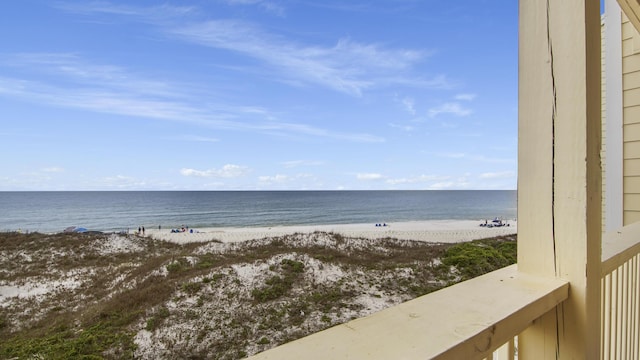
left=518, top=0, right=602, bottom=358
left=605, top=0, right=624, bottom=232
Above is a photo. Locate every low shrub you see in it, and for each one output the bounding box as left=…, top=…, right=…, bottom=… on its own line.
left=442, top=239, right=517, bottom=280
left=252, top=276, right=292, bottom=302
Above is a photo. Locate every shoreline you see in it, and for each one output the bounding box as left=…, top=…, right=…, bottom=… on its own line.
left=146, top=219, right=517, bottom=244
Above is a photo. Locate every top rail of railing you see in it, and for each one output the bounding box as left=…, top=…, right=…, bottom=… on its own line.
left=601, top=221, right=640, bottom=276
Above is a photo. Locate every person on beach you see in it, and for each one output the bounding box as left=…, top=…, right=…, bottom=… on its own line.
left=142, top=226, right=145, bottom=236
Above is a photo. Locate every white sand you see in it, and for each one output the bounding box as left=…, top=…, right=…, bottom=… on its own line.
left=147, top=219, right=516, bottom=244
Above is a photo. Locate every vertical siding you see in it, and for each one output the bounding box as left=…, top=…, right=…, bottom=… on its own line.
left=622, top=14, right=640, bottom=224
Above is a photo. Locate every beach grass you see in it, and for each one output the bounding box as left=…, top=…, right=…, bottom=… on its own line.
left=0, top=231, right=516, bottom=359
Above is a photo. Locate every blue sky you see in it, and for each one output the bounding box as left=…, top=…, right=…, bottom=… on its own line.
left=0, top=1, right=518, bottom=191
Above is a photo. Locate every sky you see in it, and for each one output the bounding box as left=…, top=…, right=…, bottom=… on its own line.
left=0, top=1, right=518, bottom=191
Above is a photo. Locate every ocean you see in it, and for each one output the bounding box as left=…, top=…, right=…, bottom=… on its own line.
left=0, top=191, right=517, bottom=233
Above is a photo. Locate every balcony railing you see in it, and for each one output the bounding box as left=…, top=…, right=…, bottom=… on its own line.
left=247, top=222, right=640, bottom=360
left=601, top=221, right=640, bottom=360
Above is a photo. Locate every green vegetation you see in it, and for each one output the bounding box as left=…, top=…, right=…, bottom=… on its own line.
left=280, top=258, right=305, bottom=274
left=182, top=281, right=203, bottom=294
left=252, top=259, right=305, bottom=302
left=442, top=238, right=517, bottom=281
left=1, top=314, right=136, bottom=359
left=166, top=257, right=190, bottom=273
left=145, top=306, right=171, bottom=331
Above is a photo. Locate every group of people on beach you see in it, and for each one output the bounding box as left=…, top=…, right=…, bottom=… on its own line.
left=375, top=223, right=388, bottom=227
left=170, top=225, right=196, bottom=233
left=479, top=218, right=510, bottom=228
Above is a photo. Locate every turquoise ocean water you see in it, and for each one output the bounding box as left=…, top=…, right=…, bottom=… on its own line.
left=0, top=191, right=516, bottom=233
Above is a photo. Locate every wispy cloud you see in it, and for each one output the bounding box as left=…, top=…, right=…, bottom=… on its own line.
left=180, top=164, right=251, bottom=178
left=257, top=120, right=384, bottom=143
left=177, top=135, right=220, bottom=143
left=399, top=96, right=416, bottom=115
left=428, top=175, right=471, bottom=190
left=428, top=102, right=472, bottom=118
left=386, top=175, right=449, bottom=185
left=3, top=53, right=184, bottom=98
left=54, top=2, right=195, bottom=20
left=0, top=75, right=226, bottom=126
left=387, top=74, right=452, bottom=89
left=0, top=54, right=384, bottom=143
left=55, top=2, right=444, bottom=97
left=435, top=152, right=514, bottom=164
left=455, top=93, right=476, bottom=101
left=356, top=173, right=385, bottom=181
left=171, top=21, right=428, bottom=96
left=388, top=123, right=414, bottom=131
left=428, top=181, right=456, bottom=190
left=257, top=173, right=316, bottom=187
left=258, top=174, right=290, bottom=183
left=479, top=171, right=516, bottom=179
left=55, top=1, right=146, bottom=16
left=223, top=0, right=285, bottom=16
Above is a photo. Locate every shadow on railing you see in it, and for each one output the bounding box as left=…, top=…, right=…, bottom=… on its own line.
left=601, top=221, right=640, bottom=360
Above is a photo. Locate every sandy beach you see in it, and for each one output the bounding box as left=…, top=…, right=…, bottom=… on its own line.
left=147, top=219, right=517, bottom=244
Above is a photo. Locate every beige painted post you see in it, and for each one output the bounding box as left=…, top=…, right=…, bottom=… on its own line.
left=518, top=0, right=602, bottom=359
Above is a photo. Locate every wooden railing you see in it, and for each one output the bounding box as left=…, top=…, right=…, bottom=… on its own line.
left=601, top=221, right=640, bottom=360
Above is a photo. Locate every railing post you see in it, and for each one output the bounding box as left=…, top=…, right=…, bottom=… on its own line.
left=518, top=0, right=602, bottom=359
